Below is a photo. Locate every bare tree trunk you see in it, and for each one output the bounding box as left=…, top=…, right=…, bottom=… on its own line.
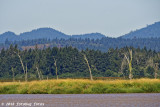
left=154, top=63, right=159, bottom=79
left=146, top=57, right=154, bottom=67
left=55, top=66, right=58, bottom=80
left=11, top=67, right=15, bottom=82
left=14, top=51, right=26, bottom=81
left=129, top=49, right=133, bottom=80
left=39, top=70, right=43, bottom=80
left=83, top=54, right=93, bottom=80
left=25, top=64, right=28, bottom=82
left=124, top=49, right=133, bottom=80
left=120, top=57, right=126, bottom=79
left=36, top=66, right=41, bottom=80
left=53, top=56, right=58, bottom=80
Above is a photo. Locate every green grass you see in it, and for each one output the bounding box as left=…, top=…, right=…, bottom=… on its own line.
left=0, top=78, right=160, bottom=94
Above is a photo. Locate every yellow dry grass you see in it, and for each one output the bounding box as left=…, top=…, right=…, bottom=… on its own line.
left=0, top=78, right=160, bottom=94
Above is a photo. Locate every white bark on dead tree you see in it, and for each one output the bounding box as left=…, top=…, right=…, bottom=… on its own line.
left=11, top=67, right=15, bottom=82
left=120, top=57, right=126, bottom=78
left=39, top=70, right=43, bottom=80
left=83, top=54, right=93, bottom=80
left=25, top=64, right=28, bottom=82
left=36, top=66, right=41, bottom=80
left=14, top=51, right=27, bottom=82
left=124, top=49, right=133, bottom=80
left=154, top=63, right=159, bottom=79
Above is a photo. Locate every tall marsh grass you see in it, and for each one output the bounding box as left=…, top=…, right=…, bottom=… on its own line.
left=0, top=78, right=160, bottom=94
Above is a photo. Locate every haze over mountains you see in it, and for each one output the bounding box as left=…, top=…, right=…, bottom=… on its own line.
left=0, top=21, right=160, bottom=43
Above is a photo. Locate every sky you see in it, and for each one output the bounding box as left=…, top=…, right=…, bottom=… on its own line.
left=0, top=0, right=160, bottom=37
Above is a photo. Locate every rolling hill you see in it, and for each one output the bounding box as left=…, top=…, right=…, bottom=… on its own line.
left=121, top=21, right=160, bottom=39
left=0, top=28, right=106, bottom=43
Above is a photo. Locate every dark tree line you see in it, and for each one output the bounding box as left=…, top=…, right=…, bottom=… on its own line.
left=0, top=45, right=160, bottom=80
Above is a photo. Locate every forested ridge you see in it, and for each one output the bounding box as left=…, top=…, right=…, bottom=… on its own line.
left=0, top=28, right=105, bottom=43
left=121, top=21, right=160, bottom=39
left=2, top=37, right=160, bottom=52
left=0, top=45, right=159, bottom=80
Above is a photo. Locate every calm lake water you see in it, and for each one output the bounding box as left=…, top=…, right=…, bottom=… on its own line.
left=0, top=94, right=160, bottom=107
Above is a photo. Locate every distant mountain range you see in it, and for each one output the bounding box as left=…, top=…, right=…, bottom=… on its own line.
left=0, top=28, right=106, bottom=43
left=121, top=21, right=160, bottom=39
left=0, top=21, right=160, bottom=43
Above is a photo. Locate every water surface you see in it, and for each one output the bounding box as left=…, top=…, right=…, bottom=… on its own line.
left=0, top=94, right=160, bottom=107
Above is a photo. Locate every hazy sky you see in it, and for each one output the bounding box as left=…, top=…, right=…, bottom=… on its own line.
left=0, top=0, right=160, bottom=37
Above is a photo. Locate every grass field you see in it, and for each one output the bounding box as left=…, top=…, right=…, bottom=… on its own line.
left=0, top=78, right=160, bottom=94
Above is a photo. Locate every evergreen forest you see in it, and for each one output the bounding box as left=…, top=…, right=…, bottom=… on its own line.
left=0, top=44, right=159, bottom=81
